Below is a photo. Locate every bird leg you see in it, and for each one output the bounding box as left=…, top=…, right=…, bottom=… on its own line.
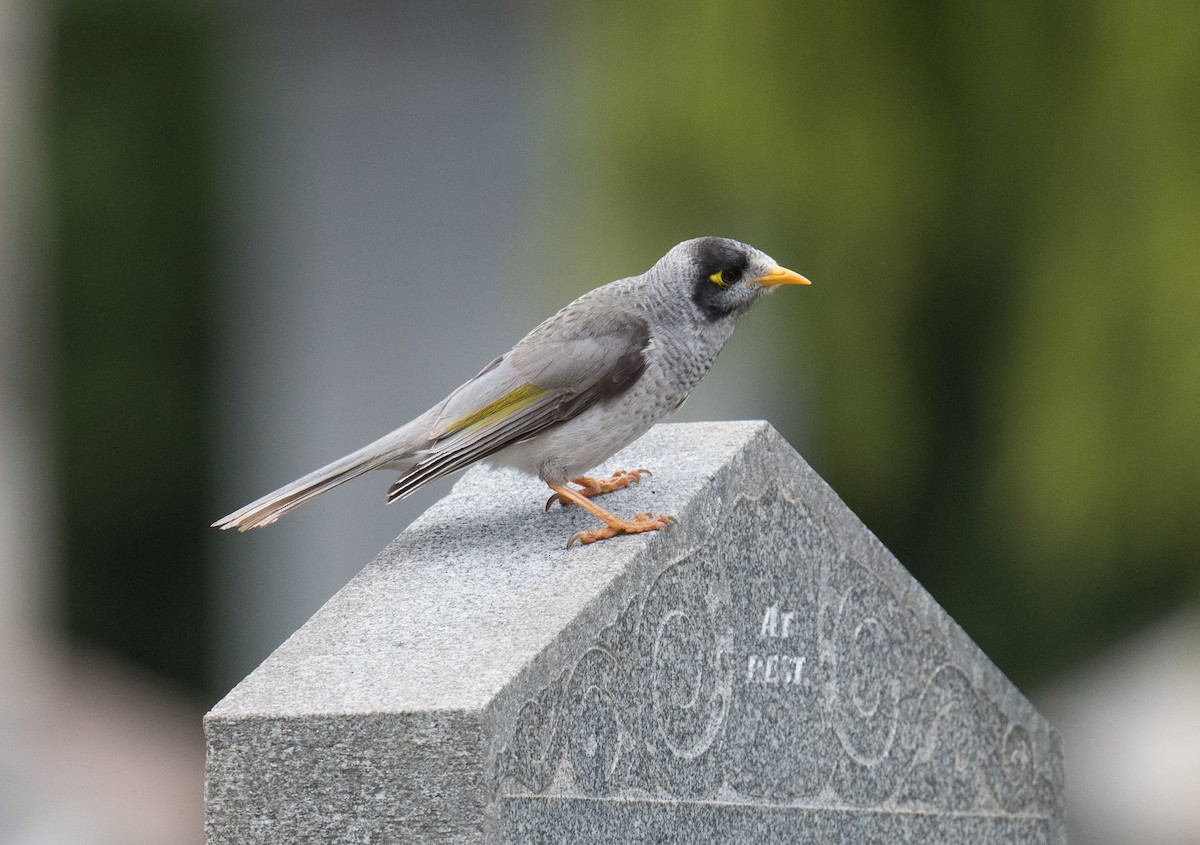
left=544, top=468, right=652, bottom=510
left=546, top=482, right=676, bottom=548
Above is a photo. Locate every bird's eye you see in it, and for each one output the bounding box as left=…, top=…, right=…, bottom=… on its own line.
left=708, top=268, right=743, bottom=286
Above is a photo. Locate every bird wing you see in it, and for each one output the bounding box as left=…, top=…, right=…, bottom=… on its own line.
left=386, top=308, right=650, bottom=501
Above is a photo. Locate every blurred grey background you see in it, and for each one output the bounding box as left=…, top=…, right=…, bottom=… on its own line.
left=1, top=1, right=1198, bottom=843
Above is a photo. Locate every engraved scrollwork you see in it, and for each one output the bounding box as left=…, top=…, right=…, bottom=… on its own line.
left=896, top=664, right=989, bottom=811
left=564, top=646, right=639, bottom=796
left=650, top=609, right=725, bottom=758
left=500, top=547, right=733, bottom=798
left=635, top=549, right=734, bottom=797
left=503, top=671, right=569, bottom=792
left=827, top=564, right=921, bottom=805
left=989, top=722, right=1036, bottom=811
left=892, top=663, right=1058, bottom=816
left=499, top=485, right=1059, bottom=826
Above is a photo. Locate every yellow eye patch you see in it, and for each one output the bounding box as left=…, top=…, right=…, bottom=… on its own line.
left=708, top=268, right=743, bottom=286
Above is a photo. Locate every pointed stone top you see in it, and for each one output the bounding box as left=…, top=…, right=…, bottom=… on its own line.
left=206, top=421, right=1064, bottom=844
left=209, top=420, right=776, bottom=718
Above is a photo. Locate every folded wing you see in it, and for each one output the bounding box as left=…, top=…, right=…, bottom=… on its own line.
left=386, top=309, right=650, bottom=501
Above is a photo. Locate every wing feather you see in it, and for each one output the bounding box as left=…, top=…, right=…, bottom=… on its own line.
left=386, top=308, right=650, bottom=501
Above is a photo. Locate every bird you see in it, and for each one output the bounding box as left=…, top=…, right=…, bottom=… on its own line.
left=213, top=236, right=809, bottom=547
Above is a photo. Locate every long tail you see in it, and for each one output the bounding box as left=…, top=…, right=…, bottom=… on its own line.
left=212, top=437, right=410, bottom=532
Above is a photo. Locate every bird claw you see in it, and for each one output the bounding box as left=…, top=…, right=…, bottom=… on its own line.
left=545, top=468, right=653, bottom=511
left=611, top=468, right=653, bottom=480
left=566, top=512, right=677, bottom=549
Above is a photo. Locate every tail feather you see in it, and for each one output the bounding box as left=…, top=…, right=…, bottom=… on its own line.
left=213, top=441, right=407, bottom=532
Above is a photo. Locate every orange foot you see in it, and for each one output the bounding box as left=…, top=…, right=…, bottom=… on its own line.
left=567, top=512, right=677, bottom=548
left=544, top=469, right=652, bottom=511
left=545, top=481, right=677, bottom=549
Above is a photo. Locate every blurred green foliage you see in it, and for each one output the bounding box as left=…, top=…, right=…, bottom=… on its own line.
left=50, top=0, right=216, bottom=692
left=46, top=0, right=1197, bottom=694
left=539, top=0, right=1200, bottom=685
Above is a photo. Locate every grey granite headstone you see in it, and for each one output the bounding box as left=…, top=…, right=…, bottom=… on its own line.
left=205, top=421, right=1064, bottom=844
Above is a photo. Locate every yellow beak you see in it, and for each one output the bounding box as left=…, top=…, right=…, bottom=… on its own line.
left=755, top=264, right=811, bottom=286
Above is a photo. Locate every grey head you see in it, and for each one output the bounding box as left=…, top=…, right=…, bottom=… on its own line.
left=648, top=236, right=810, bottom=323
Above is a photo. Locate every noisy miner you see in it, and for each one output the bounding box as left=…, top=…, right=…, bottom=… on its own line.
left=214, top=236, right=809, bottom=547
